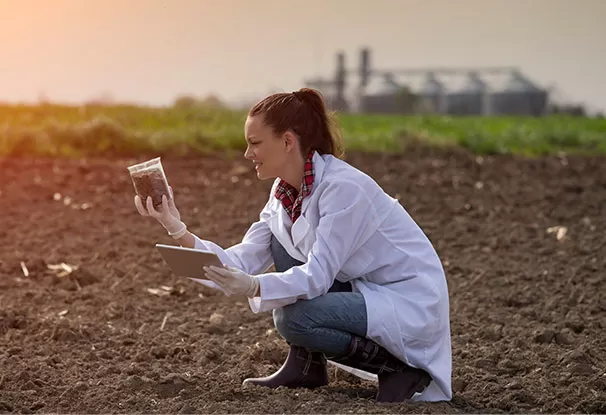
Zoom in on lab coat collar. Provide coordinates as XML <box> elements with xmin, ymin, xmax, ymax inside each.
<box><xmin>301</xmin><ymin>151</ymin><xmax>326</xmax><ymax>214</ymax></box>
<box><xmin>265</xmin><ymin>151</ymin><xmax>328</xmax><ymax>263</ymax></box>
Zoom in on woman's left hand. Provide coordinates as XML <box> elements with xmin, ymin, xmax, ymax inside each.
<box><xmin>203</xmin><ymin>265</ymin><xmax>259</xmax><ymax>298</ymax></box>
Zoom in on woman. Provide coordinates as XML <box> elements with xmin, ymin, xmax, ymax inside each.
<box><xmin>134</xmin><ymin>88</ymin><xmax>452</xmax><ymax>403</ymax></box>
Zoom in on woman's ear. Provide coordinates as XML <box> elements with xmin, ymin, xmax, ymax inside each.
<box><xmin>283</xmin><ymin>131</ymin><xmax>297</xmax><ymax>152</ymax></box>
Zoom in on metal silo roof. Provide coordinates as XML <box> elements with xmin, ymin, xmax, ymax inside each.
<box><xmin>364</xmin><ymin>73</ymin><xmax>403</xmax><ymax>95</ymax></box>
<box><xmin>420</xmin><ymin>72</ymin><xmax>445</xmax><ymax>95</ymax></box>
<box><xmin>503</xmin><ymin>70</ymin><xmax>540</xmax><ymax>92</ymax></box>
<box><xmin>459</xmin><ymin>71</ymin><xmax>487</xmax><ymax>93</ymax></box>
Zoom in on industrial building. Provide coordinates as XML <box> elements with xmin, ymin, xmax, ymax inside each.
<box><xmin>304</xmin><ymin>48</ymin><xmax>550</xmax><ymax>116</ymax></box>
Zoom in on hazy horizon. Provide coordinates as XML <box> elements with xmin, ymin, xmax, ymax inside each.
<box><xmin>1</xmin><ymin>0</ymin><xmax>605</xmax><ymax>113</ymax></box>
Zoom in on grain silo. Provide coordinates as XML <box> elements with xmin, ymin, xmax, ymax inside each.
<box><xmin>419</xmin><ymin>72</ymin><xmax>447</xmax><ymax>113</ymax></box>
<box><xmin>446</xmin><ymin>71</ymin><xmax>491</xmax><ymax>115</ymax></box>
<box><xmin>359</xmin><ymin>73</ymin><xmax>415</xmax><ymax>114</ymax></box>
<box><xmin>491</xmin><ymin>71</ymin><xmax>548</xmax><ymax>115</ymax></box>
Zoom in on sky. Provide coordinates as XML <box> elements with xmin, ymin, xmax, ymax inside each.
<box><xmin>0</xmin><ymin>0</ymin><xmax>605</xmax><ymax>113</ymax></box>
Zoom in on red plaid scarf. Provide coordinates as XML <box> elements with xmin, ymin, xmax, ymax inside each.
<box><xmin>275</xmin><ymin>150</ymin><xmax>315</xmax><ymax>223</ymax></box>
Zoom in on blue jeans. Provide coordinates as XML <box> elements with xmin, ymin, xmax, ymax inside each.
<box><xmin>270</xmin><ymin>235</ymin><xmax>368</xmax><ymax>358</ymax></box>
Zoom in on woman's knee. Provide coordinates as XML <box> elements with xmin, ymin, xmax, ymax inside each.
<box><xmin>273</xmin><ymin>301</ymin><xmax>313</xmax><ymax>342</ymax></box>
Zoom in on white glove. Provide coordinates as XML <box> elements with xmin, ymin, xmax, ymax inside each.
<box><xmin>203</xmin><ymin>265</ymin><xmax>259</xmax><ymax>298</ymax></box>
<box><xmin>134</xmin><ymin>186</ymin><xmax>188</xmax><ymax>239</ymax></box>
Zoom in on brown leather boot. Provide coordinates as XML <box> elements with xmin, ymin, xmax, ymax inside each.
<box><xmin>242</xmin><ymin>344</ymin><xmax>329</xmax><ymax>389</ymax></box>
<box><xmin>332</xmin><ymin>335</ymin><xmax>432</xmax><ymax>403</ymax></box>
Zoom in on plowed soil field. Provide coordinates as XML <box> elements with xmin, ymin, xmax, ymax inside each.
<box><xmin>1</xmin><ymin>145</ymin><xmax>605</xmax><ymax>413</ymax></box>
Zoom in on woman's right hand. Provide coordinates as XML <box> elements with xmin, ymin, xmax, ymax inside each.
<box><xmin>134</xmin><ymin>186</ymin><xmax>187</xmax><ymax>238</ymax></box>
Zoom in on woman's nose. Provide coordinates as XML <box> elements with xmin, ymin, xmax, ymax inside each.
<box><xmin>244</xmin><ymin>146</ymin><xmax>253</xmax><ymax>159</ymax></box>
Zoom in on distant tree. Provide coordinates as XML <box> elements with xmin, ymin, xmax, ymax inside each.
<box><xmin>173</xmin><ymin>95</ymin><xmax>198</xmax><ymax>109</ymax></box>
<box><xmin>173</xmin><ymin>94</ymin><xmax>226</xmax><ymax>109</ymax></box>
<box><xmin>198</xmin><ymin>94</ymin><xmax>226</xmax><ymax>109</ymax></box>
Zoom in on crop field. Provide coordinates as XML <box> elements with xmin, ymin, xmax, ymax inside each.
<box><xmin>1</xmin><ymin>104</ymin><xmax>605</xmax><ymax>157</ymax></box>
<box><xmin>0</xmin><ymin>104</ymin><xmax>605</xmax><ymax>413</ymax></box>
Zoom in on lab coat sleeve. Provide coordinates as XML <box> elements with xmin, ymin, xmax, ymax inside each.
<box><xmin>192</xmin><ymin>200</ymin><xmax>274</xmax><ymax>276</ymax></box>
<box><xmin>248</xmin><ymin>181</ymin><xmax>378</xmax><ymax>313</ymax></box>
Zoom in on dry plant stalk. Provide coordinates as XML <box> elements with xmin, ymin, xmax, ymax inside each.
<box><xmin>160</xmin><ymin>312</ymin><xmax>172</xmax><ymax>331</ymax></box>
<box><xmin>47</xmin><ymin>262</ymin><xmax>78</xmax><ymax>278</ymax></box>
<box><xmin>20</xmin><ymin>261</ymin><xmax>29</xmax><ymax>277</ymax></box>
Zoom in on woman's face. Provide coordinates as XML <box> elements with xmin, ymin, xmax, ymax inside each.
<box><xmin>244</xmin><ymin>115</ymin><xmax>291</xmax><ymax>180</ymax></box>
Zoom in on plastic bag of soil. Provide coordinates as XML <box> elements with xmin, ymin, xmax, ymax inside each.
<box><xmin>128</xmin><ymin>157</ymin><xmax>171</xmax><ymax>208</ymax></box>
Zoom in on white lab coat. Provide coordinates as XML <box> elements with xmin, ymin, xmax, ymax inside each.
<box><xmin>193</xmin><ymin>151</ymin><xmax>452</xmax><ymax>402</ymax></box>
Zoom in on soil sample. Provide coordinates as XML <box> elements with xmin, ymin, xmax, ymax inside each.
<box><xmin>128</xmin><ymin>157</ymin><xmax>171</xmax><ymax>208</ymax></box>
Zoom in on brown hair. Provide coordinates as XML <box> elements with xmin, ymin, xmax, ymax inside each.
<box><xmin>248</xmin><ymin>88</ymin><xmax>345</xmax><ymax>158</ymax></box>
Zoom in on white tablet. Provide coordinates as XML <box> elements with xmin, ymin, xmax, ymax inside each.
<box><xmin>155</xmin><ymin>243</ymin><xmax>223</xmax><ymax>278</ymax></box>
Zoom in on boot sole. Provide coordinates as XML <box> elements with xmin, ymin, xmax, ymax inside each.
<box><xmin>242</xmin><ymin>378</ymin><xmax>328</xmax><ymax>389</ymax></box>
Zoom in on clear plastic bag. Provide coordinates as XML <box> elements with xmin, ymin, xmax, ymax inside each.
<box><xmin>127</xmin><ymin>157</ymin><xmax>171</xmax><ymax>208</ymax></box>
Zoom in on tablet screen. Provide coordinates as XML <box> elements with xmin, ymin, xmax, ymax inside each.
<box><xmin>155</xmin><ymin>244</ymin><xmax>223</xmax><ymax>277</ymax></box>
